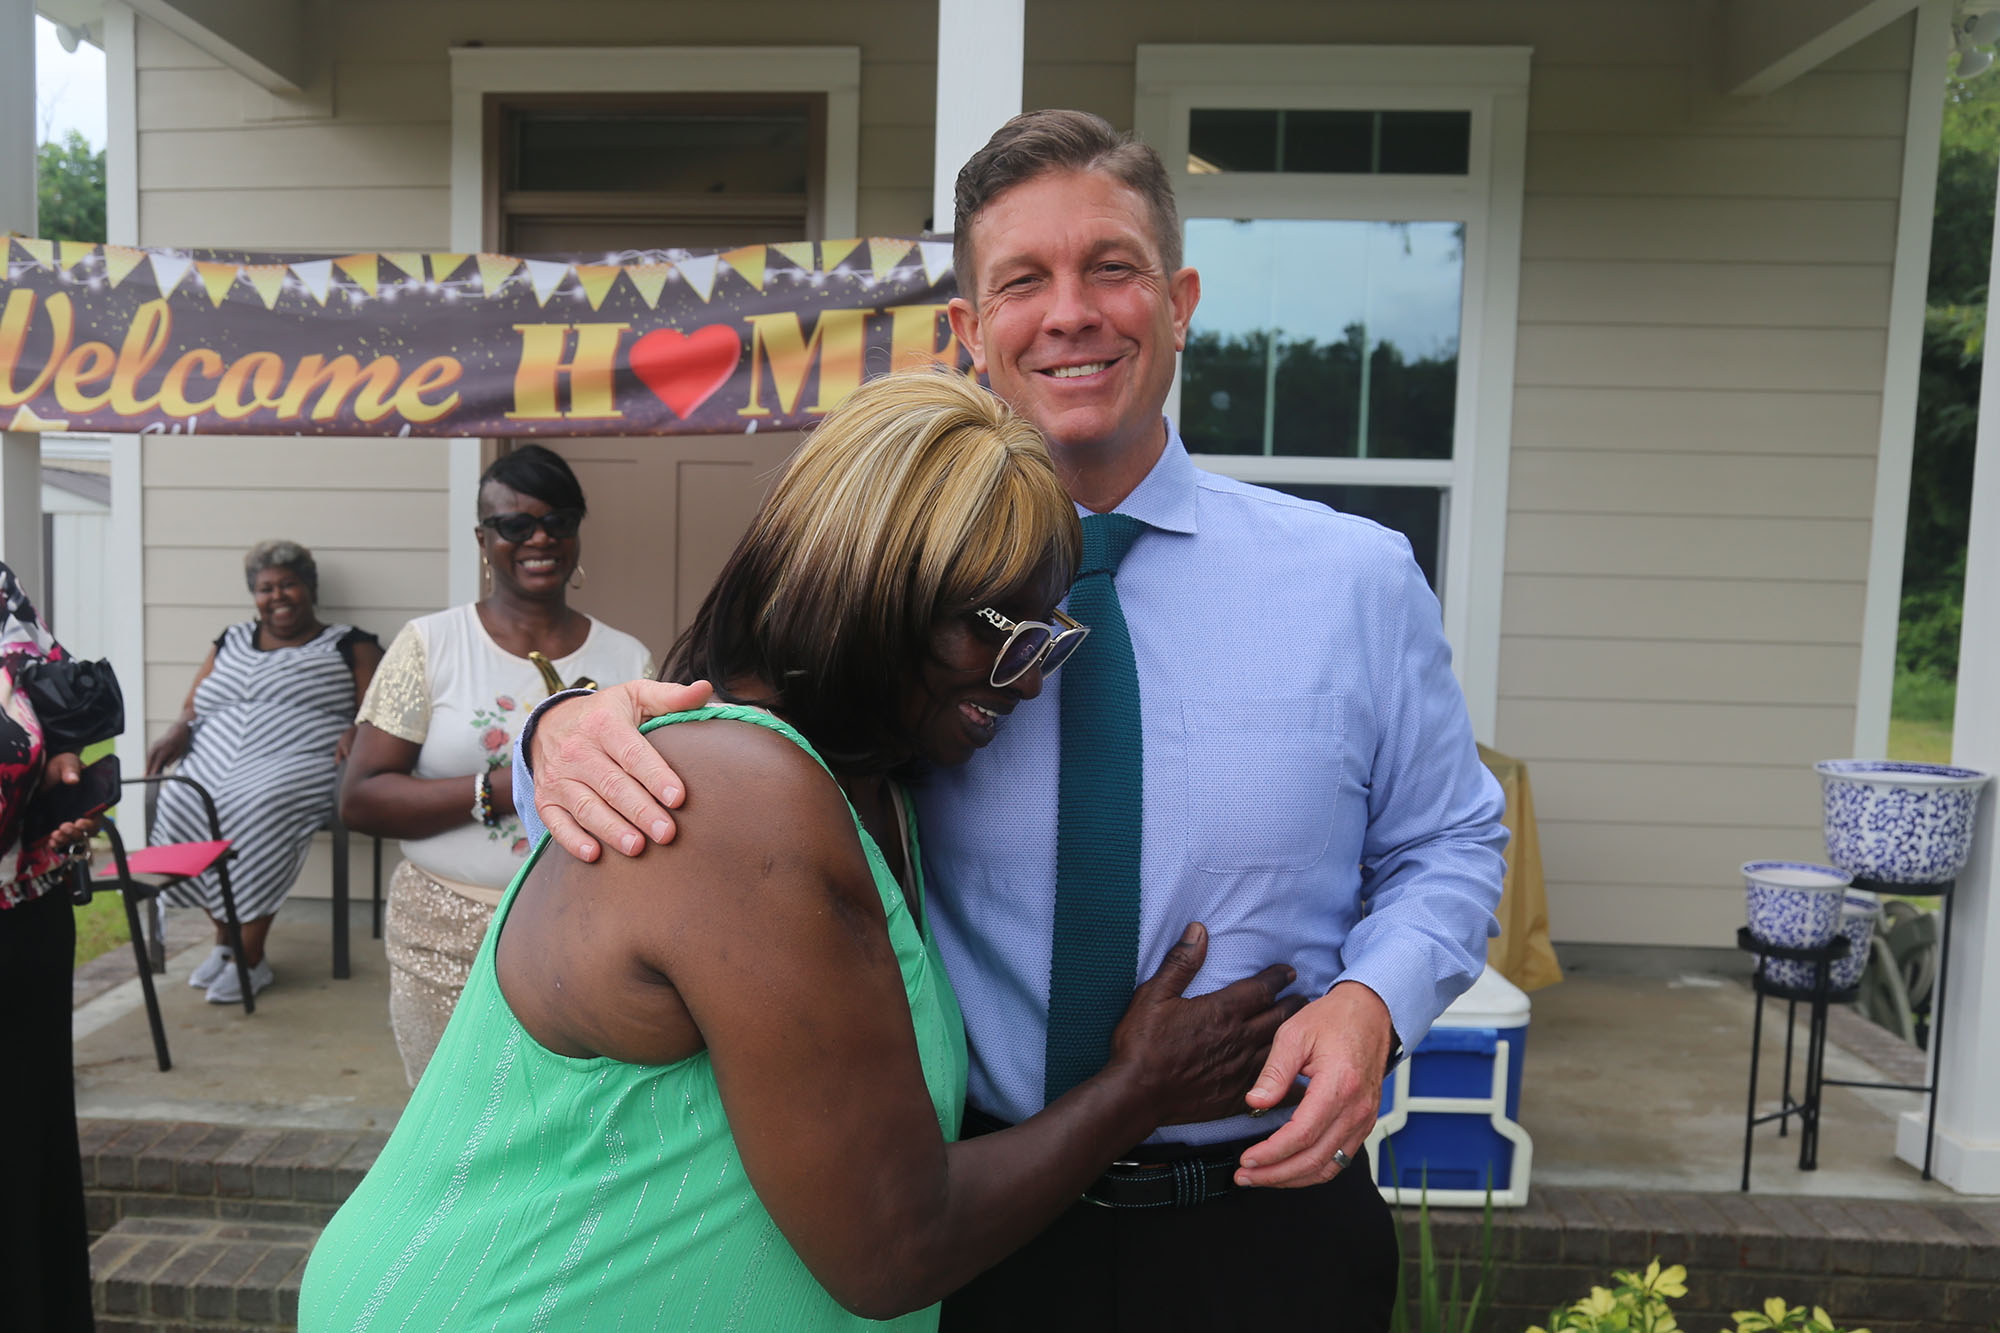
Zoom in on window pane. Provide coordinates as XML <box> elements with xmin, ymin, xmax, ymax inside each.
<box><xmin>1188</xmin><ymin>109</ymin><xmax>1278</xmax><ymax>173</ymax></box>
<box><xmin>1379</xmin><ymin>111</ymin><xmax>1471</xmax><ymax>174</ymax></box>
<box><xmin>511</xmin><ymin>110</ymin><xmax>811</xmax><ymax>194</ymax></box>
<box><xmin>1180</xmin><ymin>219</ymin><xmax>1463</xmax><ymax>459</ymax></box>
<box><xmin>1188</xmin><ymin>109</ymin><xmax>1468</xmax><ymax>176</ymax></box>
<box><xmin>1280</xmin><ymin>110</ymin><xmax>1373</xmax><ymax>173</ymax></box>
<box><xmin>1266</xmin><ymin>484</ymin><xmax>1446</xmax><ymax>596</ymax></box>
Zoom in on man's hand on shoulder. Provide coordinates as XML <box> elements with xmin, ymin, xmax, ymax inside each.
<box><xmin>1233</xmin><ymin>979</ymin><xmax>1395</xmax><ymax>1189</ymax></box>
<box><xmin>532</xmin><ymin>679</ymin><xmax>714</xmax><ymax>862</ymax></box>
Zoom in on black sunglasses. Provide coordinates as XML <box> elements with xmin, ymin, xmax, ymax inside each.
<box><xmin>478</xmin><ymin>508</ymin><xmax>584</xmax><ymax>543</ymax></box>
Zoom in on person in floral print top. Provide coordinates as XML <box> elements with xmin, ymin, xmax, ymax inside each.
<box><xmin>342</xmin><ymin>446</ymin><xmax>653</xmax><ymax>1083</ymax></box>
<box><xmin>0</xmin><ymin>562</ymin><xmax>112</xmax><ymax>1331</ymax></box>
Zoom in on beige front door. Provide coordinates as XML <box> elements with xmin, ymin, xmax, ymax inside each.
<box><xmin>495</xmin><ymin>96</ymin><xmax>825</xmax><ymax>669</ymax></box>
<box><xmin>554</xmin><ymin>432</ymin><xmax>799</xmax><ymax>669</ymax></box>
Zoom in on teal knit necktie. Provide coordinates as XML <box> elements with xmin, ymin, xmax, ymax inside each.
<box><xmin>1045</xmin><ymin>512</ymin><xmax>1146</xmax><ymax>1103</ymax></box>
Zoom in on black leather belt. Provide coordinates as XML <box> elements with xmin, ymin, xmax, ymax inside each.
<box><xmin>961</xmin><ymin>1108</ymin><xmax>1253</xmax><ymax>1211</ymax></box>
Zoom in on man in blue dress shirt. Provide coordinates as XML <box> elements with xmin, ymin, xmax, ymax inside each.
<box><xmin>512</xmin><ymin>110</ymin><xmax>1506</xmax><ymax>1330</ymax></box>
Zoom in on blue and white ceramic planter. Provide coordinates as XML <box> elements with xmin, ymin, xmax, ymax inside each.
<box><xmin>1816</xmin><ymin>760</ymin><xmax>1993</xmax><ymax>885</ymax></box>
<box><xmin>1765</xmin><ymin>889</ymin><xmax>1879</xmax><ymax>992</ymax></box>
<box><xmin>1742</xmin><ymin>860</ymin><xmax>1848</xmax><ymax>954</ymax></box>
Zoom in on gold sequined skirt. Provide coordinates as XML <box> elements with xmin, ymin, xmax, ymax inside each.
<box><xmin>384</xmin><ymin>859</ymin><xmax>497</xmax><ymax>1087</ymax></box>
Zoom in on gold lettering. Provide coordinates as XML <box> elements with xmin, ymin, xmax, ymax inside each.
<box><xmin>737</xmin><ymin>308</ymin><xmax>869</xmax><ymax>418</ymax></box>
<box><xmin>273</xmin><ymin>355</ymin><xmax>400</xmax><ymax>423</ymax></box>
<box><xmin>214</xmin><ymin>352</ymin><xmax>287</xmax><ymax>421</ymax></box>
<box><xmin>157</xmin><ymin>349</ymin><xmax>224</xmax><ymax>418</ymax></box>
<box><xmin>109</xmin><ymin>300</ymin><xmax>172</xmax><ymax>416</ymax></box>
<box><xmin>0</xmin><ymin>291</ymin><xmax>72</xmax><ymax>409</ymax></box>
<box><xmin>392</xmin><ymin>356</ymin><xmax>463</xmax><ymax>424</ymax></box>
<box><xmin>505</xmin><ymin>323</ymin><xmax>629</xmax><ymax>420</ymax></box>
<box><xmin>52</xmin><ymin>342</ymin><xmax>117</xmax><ymax>414</ymax></box>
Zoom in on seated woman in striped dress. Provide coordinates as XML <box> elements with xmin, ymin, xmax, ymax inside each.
<box><xmin>147</xmin><ymin>540</ymin><xmax>382</xmax><ymax>1004</ymax></box>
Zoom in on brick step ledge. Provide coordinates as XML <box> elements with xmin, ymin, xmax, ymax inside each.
<box><xmin>81</xmin><ymin>1117</ymin><xmax>386</xmax><ymax>1237</ymax></box>
<box><xmin>91</xmin><ymin>1215</ymin><xmax>315</xmax><ymax>1332</ymax></box>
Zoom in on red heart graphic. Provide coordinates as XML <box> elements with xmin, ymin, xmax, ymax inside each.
<box><xmin>628</xmin><ymin>325</ymin><xmax>742</xmax><ymax>418</ymax></box>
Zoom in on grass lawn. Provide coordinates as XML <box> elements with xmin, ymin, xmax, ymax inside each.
<box><xmin>1886</xmin><ymin>715</ymin><xmax>1953</xmax><ymax>765</ymax></box>
<box><xmin>74</xmin><ymin>888</ymin><xmax>131</xmax><ymax>968</ymax></box>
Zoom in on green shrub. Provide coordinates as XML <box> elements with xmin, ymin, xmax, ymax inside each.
<box><xmin>1891</xmin><ymin>664</ymin><xmax>1957</xmax><ymax>726</ymax></box>
<box><xmin>1524</xmin><ymin>1262</ymin><xmax>1870</xmax><ymax>1333</ymax></box>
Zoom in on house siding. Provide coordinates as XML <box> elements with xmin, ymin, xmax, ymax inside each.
<box><xmin>126</xmin><ymin>2</ymin><xmax>1914</xmax><ymax>939</ymax></box>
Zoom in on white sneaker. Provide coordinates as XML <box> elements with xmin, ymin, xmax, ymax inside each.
<box><xmin>205</xmin><ymin>958</ymin><xmax>274</xmax><ymax>1005</ymax></box>
<box><xmin>188</xmin><ymin>945</ymin><xmax>233</xmax><ymax>989</ymax></box>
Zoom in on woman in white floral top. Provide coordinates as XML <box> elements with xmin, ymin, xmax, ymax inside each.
<box><xmin>342</xmin><ymin>446</ymin><xmax>651</xmax><ymax>1084</ymax></box>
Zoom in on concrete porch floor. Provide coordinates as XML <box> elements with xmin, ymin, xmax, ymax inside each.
<box><xmin>69</xmin><ymin>900</ymin><xmax>1996</xmax><ymax>1204</ymax></box>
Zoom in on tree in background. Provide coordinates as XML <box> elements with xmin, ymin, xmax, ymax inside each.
<box><xmin>1897</xmin><ymin>68</ymin><xmax>1996</xmax><ymax>719</ymax></box>
<box><xmin>36</xmin><ymin>129</ymin><xmax>105</xmax><ymax>244</ymax></box>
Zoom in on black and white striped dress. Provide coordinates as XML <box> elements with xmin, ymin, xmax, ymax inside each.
<box><xmin>156</xmin><ymin>621</ymin><xmax>374</xmax><ymax>921</ymax></box>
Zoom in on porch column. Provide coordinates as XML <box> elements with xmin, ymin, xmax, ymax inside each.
<box><xmin>1896</xmin><ymin>154</ymin><xmax>2000</xmax><ymax>1192</ymax></box>
<box><xmin>0</xmin><ymin>0</ymin><xmax>41</xmax><ymax>601</ymax></box>
<box><xmin>931</xmin><ymin>0</ymin><xmax>1024</xmax><ymax>234</ymax></box>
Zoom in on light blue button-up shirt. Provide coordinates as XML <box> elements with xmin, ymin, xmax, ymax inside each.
<box><xmin>916</xmin><ymin>425</ymin><xmax>1506</xmax><ymax>1145</ymax></box>
<box><xmin>516</xmin><ymin>421</ymin><xmax>1506</xmax><ymax>1147</ymax></box>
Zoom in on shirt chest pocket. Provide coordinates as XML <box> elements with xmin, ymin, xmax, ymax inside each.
<box><xmin>1180</xmin><ymin>696</ymin><xmax>1346</xmax><ymax>874</ymax></box>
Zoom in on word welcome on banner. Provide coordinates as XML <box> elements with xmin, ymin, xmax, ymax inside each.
<box><xmin>0</xmin><ymin>236</ymin><xmax>966</xmax><ymax>438</ymax></box>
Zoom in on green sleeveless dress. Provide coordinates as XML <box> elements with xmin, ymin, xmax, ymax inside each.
<box><xmin>300</xmin><ymin>705</ymin><xmax>968</xmax><ymax>1331</ymax></box>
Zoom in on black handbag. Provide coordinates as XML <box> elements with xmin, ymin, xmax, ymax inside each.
<box><xmin>18</xmin><ymin>657</ymin><xmax>125</xmax><ymax>753</ymax></box>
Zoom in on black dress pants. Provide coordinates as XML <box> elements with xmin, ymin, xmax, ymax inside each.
<box><xmin>941</xmin><ymin>1143</ymin><xmax>1398</xmax><ymax>1333</ymax></box>
<box><xmin>0</xmin><ymin>887</ymin><xmax>95</xmax><ymax>1332</ymax></box>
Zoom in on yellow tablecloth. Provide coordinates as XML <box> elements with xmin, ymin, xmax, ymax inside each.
<box><xmin>1478</xmin><ymin>745</ymin><xmax>1563</xmax><ymax>992</ymax></box>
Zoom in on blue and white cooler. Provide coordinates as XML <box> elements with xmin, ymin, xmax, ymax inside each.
<box><xmin>1363</xmin><ymin>965</ymin><xmax>1533</xmax><ymax>1207</ymax></box>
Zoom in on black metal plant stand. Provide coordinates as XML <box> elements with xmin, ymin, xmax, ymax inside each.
<box><xmin>1738</xmin><ymin>875</ymin><xmax>1956</xmax><ymax>1190</ymax></box>
<box><xmin>1818</xmin><ymin>875</ymin><xmax>1956</xmax><ymax>1182</ymax></box>
<box><xmin>1739</xmin><ymin>928</ymin><xmax>1854</xmax><ymax>1189</ymax></box>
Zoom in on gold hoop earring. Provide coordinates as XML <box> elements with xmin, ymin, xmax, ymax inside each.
<box><xmin>570</xmin><ymin>564</ymin><xmax>587</xmax><ymax>591</ymax></box>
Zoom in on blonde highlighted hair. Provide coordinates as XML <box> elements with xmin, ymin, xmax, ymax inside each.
<box><xmin>669</xmin><ymin>368</ymin><xmax>1081</xmax><ymax>771</ymax></box>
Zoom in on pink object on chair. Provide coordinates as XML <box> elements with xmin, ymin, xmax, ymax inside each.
<box><xmin>95</xmin><ymin>839</ymin><xmax>231</xmax><ymax>879</ymax></box>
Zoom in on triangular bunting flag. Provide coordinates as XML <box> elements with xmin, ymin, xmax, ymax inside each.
<box><xmin>290</xmin><ymin>259</ymin><xmax>335</xmax><ymax>305</ymax></box>
<box><xmin>819</xmin><ymin>238</ymin><xmax>862</xmax><ymax>272</ymax></box>
<box><xmin>574</xmin><ymin>264</ymin><xmax>621</xmax><ymax>311</ymax></box>
<box><xmin>6</xmin><ymin>405</ymin><xmax>68</xmax><ymax>432</ymax></box>
<box><xmin>149</xmin><ymin>252</ymin><xmax>193</xmax><ymax>297</ymax></box>
<box><xmin>625</xmin><ymin>263</ymin><xmax>672</xmax><ymax>308</ymax></box>
<box><xmin>475</xmin><ymin>254</ymin><xmax>519</xmax><ymax>296</ymax></box>
<box><xmin>381</xmin><ymin>251</ymin><xmax>426</xmax><ymax>283</ymax></box>
<box><xmin>195</xmin><ymin>260</ymin><xmax>240</xmax><ymax>307</ymax></box>
<box><xmin>429</xmin><ymin>252</ymin><xmax>469</xmax><ymax>281</ymax></box>
<box><xmin>102</xmin><ymin>245</ymin><xmax>146</xmax><ymax>289</ymax></box>
<box><xmin>19</xmin><ymin>238</ymin><xmax>54</xmax><ymax>268</ymax></box>
<box><xmin>721</xmin><ymin>246</ymin><xmax>767</xmax><ymax>291</ymax></box>
<box><xmin>868</xmin><ymin>237</ymin><xmax>914</xmax><ymax>282</ymax></box>
<box><xmin>59</xmin><ymin>241</ymin><xmax>97</xmax><ymax>270</ymax></box>
<box><xmin>522</xmin><ymin>259</ymin><xmax>570</xmax><ymax>306</ymax></box>
<box><xmin>773</xmin><ymin>241</ymin><xmax>816</xmax><ymax>273</ymax></box>
<box><xmin>918</xmin><ymin>240</ymin><xmax>955</xmax><ymax>285</ymax></box>
<box><xmin>677</xmin><ymin>253</ymin><xmax>719</xmax><ymax>303</ymax></box>
<box><xmin>244</xmin><ymin>264</ymin><xmax>288</xmax><ymax>309</ymax></box>
<box><xmin>335</xmin><ymin>254</ymin><xmax>379</xmax><ymax>297</ymax></box>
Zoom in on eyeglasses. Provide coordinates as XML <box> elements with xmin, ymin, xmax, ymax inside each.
<box><xmin>478</xmin><ymin>508</ymin><xmax>584</xmax><ymax>543</ymax></box>
<box><xmin>974</xmin><ymin>606</ymin><xmax>1090</xmax><ymax>688</ymax></box>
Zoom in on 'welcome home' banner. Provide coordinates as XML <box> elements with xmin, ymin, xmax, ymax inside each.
<box><xmin>0</xmin><ymin>236</ymin><xmax>965</xmax><ymax>437</ymax></box>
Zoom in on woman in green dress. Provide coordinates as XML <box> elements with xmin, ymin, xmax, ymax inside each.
<box><xmin>299</xmin><ymin>370</ymin><xmax>1299</xmax><ymax>1330</ymax></box>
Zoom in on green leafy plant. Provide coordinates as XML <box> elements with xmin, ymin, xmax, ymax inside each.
<box><xmin>1728</xmin><ymin>1298</ymin><xmax>1869</xmax><ymax>1333</ymax></box>
<box><xmin>1525</xmin><ymin>1263</ymin><xmax>1871</xmax><ymax>1333</ymax></box>
<box><xmin>1525</xmin><ymin>1259</ymin><xmax>1685</xmax><ymax>1333</ymax></box>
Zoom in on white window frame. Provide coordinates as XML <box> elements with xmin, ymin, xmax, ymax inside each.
<box><xmin>1136</xmin><ymin>45</ymin><xmax>1529</xmax><ymax>744</ymax></box>
<box><xmin>443</xmin><ymin>45</ymin><xmax>861</xmax><ymax>606</ymax></box>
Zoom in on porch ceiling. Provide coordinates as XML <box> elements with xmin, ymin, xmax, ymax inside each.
<box><xmin>1719</xmin><ymin>0</ymin><xmax>1925</xmax><ymax>94</ymax></box>
<box><xmin>34</xmin><ymin>0</ymin><xmax>308</xmax><ymax>92</ymax></box>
